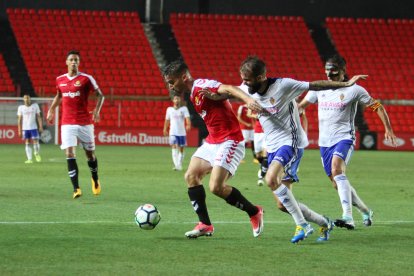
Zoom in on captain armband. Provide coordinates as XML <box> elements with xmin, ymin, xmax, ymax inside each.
<box><xmin>368</xmin><ymin>100</ymin><xmax>382</xmax><ymax>112</ymax></box>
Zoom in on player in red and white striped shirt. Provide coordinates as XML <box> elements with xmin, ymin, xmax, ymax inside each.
<box><xmin>163</xmin><ymin>60</ymin><xmax>264</xmax><ymax>238</ymax></box>
<box><xmin>47</xmin><ymin>50</ymin><xmax>105</xmax><ymax>199</ymax></box>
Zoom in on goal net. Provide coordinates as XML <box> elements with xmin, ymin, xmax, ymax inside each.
<box><xmin>0</xmin><ymin>96</ymin><xmax>59</xmax><ymax>144</ymax></box>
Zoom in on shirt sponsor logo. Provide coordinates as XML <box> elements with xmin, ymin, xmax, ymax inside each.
<box><xmin>62</xmin><ymin>91</ymin><xmax>81</xmax><ymax>98</ymax></box>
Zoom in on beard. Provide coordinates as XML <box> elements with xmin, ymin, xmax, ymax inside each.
<box><xmin>247</xmin><ymin>82</ymin><xmax>262</xmax><ymax>94</ymax></box>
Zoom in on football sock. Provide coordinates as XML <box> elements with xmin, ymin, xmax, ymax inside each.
<box><xmin>67</xmin><ymin>158</ymin><xmax>79</xmax><ymax>190</ymax></box>
<box><xmin>25</xmin><ymin>144</ymin><xmax>32</xmax><ymax>160</ymax></box>
<box><xmin>188</xmin><ymin>185</ymin><xmax>211</xmax><ymax>225</ymax></box>
<box><xmin>87</xmin><ymin>158</ymin><xmax>99</xmax><ymax>182</ymax></box>
<box><xmin>334</xmin><ymin>174</ymin><xmax>353</xmax><ymax>219</ymax></box>
<box><xmin>260</xmin><ymin>156</ymin><xmax>268</xmax><ymax>178</ymax></box>
<box><xmin>298</xmin><ymin>202</ymin><xmax>328</xmax><ymax>227</ymax></box>
<box><xmin>274</xmin><ymin>184</ymin><xmax>306</xmax><ymax>225</ymax></box>
<box><xmin>33</xmin><ymin>143</ymin><xmax>40</xmax><ymax>155</ymax></box>
<box><xmin>351</xmin><ymin>186</ymin><xmax>369</xmax><ymax>213</ymax></box>
<box><xmin>225</xmin><ymin>187</ymin><xmax>258</xmax><ymax>217</ymax></box>
<box><xmin>172</xmin><ymin>148</ymin><xmax>178</xmax><ymax>168</ymax></box>
<box><xmin>178</xmin><ymin>152</ymin><xmax>184</xmax><ymax>167</ymax></box>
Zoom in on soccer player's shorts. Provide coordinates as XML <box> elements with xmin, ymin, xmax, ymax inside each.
<box><xmin>254</xmin><ymin>132</ymin><xmax>266</xmax><ymax>154</ymax></box>
<box><xmin>320</xmin><ymin>139</ymin><xmax>354</xmax><ymax>176</ymax></box>
<box><xmin>241</xmin><ymin>129</ymin><xmax>254</xmax><ymax>142</ymax></box>
<box><xmin>192</xmin><ymin>140</ymin><xmax>245</xmax><ymax>176</ymax></box>
<box><xmin>267</xmin><ymin>145</ymin><xmax>304</xmax><ymax>182</ymax></box>
<box><xmin>23</xmin><ymin>129</ymin><xmax>39</xmax><ymax>140</ymax></box>
<box><xmin>169</xmin><ymin>135</ymin><xmax>187</xmax><ymax>147</ymax></box>
<box><xmin>61</xmin><ymin>124</ymin><xmax>95</xmax><ymax>151</ymax></box>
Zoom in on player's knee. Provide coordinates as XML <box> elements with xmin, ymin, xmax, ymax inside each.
<box><xmin>209</xmin><ymin>185</ymin><xmax>223</xmax><ymax>196</ymax></box>
<box><xmin>331</xmin><ymin>168</ymin><xmax>343</xmax><ymax>177</ymax></box>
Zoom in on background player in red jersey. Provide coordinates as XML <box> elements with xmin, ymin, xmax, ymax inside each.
<box><xmin>236</xmin><ymin>103</ymin><xmax>255</xmax><ymax>162</ymax></box>
<box><xmin>47</xmin><ymin>50</ymin><xmax>105</xmax><ymax>199</ymax></box>
<box><xmin>163</xmin><ymin>60</ymin><xmax>264</xmax><ymax>238</ymax></box>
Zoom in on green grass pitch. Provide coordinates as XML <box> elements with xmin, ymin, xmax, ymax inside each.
<box><xmin>0</xmin><ymin>144</ymin><xmax>413</xmax><ymax>275</ymax></box>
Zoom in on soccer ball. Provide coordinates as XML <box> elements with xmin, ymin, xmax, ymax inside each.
<box><xmin>134</xmin><ymin>204</ymin><xmax>161</xmax><ymax>230</ymax></box>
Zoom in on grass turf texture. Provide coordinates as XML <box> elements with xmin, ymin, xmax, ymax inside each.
<box><xmin>0</xmin><ymin>144</ymin><xmax>413</xmax><ymax>275</ymax></box>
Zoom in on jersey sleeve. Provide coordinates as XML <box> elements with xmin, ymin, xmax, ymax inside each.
<box><xmin>165</xmin><ymin>107</ymin><xmax>171</xmax><ymax>120</ymax></box>
<box><xmin>281</xmin><ymin>78</ymin><xmax>310</xmax><ymax>100</ymax></box>
<box><xmin>34</xmin><ymin>103</ymin><xmax>41</xmax><ymax>114</ymax></box>
<box><xmin>85</xmin><ymin>74</ymin><xmax>99</xmax><ymax>91</ymax></box>
<box><xmin>183</xmin><ymin>106</ymin><xmax>190</xmax><ymax>118</ymax></box>
<box><xmin>354</xmin><ymin>85</ymin><xmax>373</xmax><ymax>105</ymax></box>
<box><xmin>304</xmin><ymin>90</ymin><xmax>318</xmax><ymax>103</ymax></box>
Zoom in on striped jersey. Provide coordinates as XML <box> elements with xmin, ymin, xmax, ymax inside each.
<box><xmin>245</xmin><ymin>78</ymin><xmax>309</xmax><ymax>153</ymax></box>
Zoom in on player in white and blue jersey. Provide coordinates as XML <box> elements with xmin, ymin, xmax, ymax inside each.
<box><xmin>163</xmin><ymin>94</ymin><xmax>191</xmax><ymax>171</ymax></box>
<box><xmin>17</xmin><ymin>95</ymin><xmax>43</xmax><ymax>164</ymax></box>
<box><xmin>300</xmin><ymin>55</ymin><xmax>397</xmax><ymax>229</ymax></box>
<box><xmin>239</xmin><ymin>56</ymin><xmax>368</xmax><ymax>243</ymax></box>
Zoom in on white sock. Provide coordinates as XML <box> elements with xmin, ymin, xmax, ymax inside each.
<box><xmin>351</xmin><ymin>186</ymin><xmax>369</xmax><ymax>213</ymax></box>
<box><xmin>334</xmin><ymin>174</ymin><xmax>353</xmax><ymax>219</ymax></box>
<box><xmin>172</xmin><ymin>148</ymin><xmax>179</xmax><ymax>168</ymax></box>
<box><xmin>178</xmin><ymin>152</ymin><xmax>184</xmax><ymax>167</ymax></box>
<box><xmin>33</xmin><ymin>143</ymin><xmax>40</xmax><ymax>155</ymax></box>
<box><xmin>274</xmin><ymin>185</ymin><xmax>306</xmax><ymax>225</ymax></box>
<box><xmin>25</xmin><ymin>144</ymin><xmax>32</xmax><ymax>160</ymax></box>
<box><xmin>299</xmin><ymin>202</ymin><xmax>328</xmax><ymax>227</ymax></box>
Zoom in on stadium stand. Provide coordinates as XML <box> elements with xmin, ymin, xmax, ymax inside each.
<box><xmin>7</xmin><ymin>8</ymin><xmax>165</xmax><ymax>97</ymax></box>
<box><xmin>326</xmin><ymin>17</ymin><xmax>414</xmax><ymax>133</ymax></box>
<box><xmin>170</xmin><ymin>13</ymin><xmax>326</xmax><ymax>84</ymax></box>
<box><xmin>0</xmin><ymin>53</ymin><xmax>15</xmax><ymax>93</ymax></box>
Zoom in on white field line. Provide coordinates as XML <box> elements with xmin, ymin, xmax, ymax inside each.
<box><xmin>0</xmin><ymin>220</ymin><xmax>413</xmax><ymax>225</ymax></box>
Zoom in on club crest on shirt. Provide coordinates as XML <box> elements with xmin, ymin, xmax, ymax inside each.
<box><xmin>269</xmin><ymin>97</ymin><xmax>276</xmax><ymax>105</ymax></box>
<box><xmin>74</xmin><ymin>80</ymin><xmax>82</xmax><ymax>87</ymax></box>
<box><xmin>340</xmin><ymin>94</ymin><xmax>345</xmax><ymax>101</ymax></box>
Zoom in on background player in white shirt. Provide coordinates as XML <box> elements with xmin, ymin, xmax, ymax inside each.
<box><xmin>163</xmin><ymin>60</ymin><xmax>264</xmax><ymax>239</ymax></box>
<box><xmin>299</xmin><ymin>55</ymin><xmax>397</xmax><ymax>229</ymax></box>
<box><xmin>163</xmin><ymin>94</ymin><xmax>191</xmax><ymax>171</ymax></box>
<box><xmin>239</xmin><ymin>56</ymin><xmax>367</xmax><ymax>243</ymax></box>
<box><xmin>17</xmin><ymin>95</ymin><xmax>43</xmax><ymax>163</ymax></box>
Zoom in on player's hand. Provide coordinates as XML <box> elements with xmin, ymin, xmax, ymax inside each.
<box><xmin>163</xmin><ymin>130</ymin><xmax>168</xmax><ymax>136</ymax></box>
<box><xmin>246</xmin><ymin>99</ymin><xmax>263</xmax><ymax>113</ymax></box>
<box><xmin>346</xmin><ymin>75</ymin><xmax>368</xmax><ymax>86</ymax></box>
<box><xmin>46</xmin><ymin>111</ymin><xmax>54</xmax><ymax>124</ymax></box>
<box><xmin>92</xmin><ymin>111</ymin><xmax>100</xmax><ymax>123</ymax></box>
<box><xmin>385</xmin><ymin>130</ymin><xmax>398</xmax><ymax>147</ymax></box>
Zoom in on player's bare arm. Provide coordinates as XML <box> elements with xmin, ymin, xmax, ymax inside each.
<box><xmin>46</xmin><ymin>92</ymin><xmax>62</xmax><ymax>124</ymax></box>
<box><xmin>17</xmin><ymin>115</ymin><xmax>22</xmax><ymax>137</ymax></box>
<box><xmin>309</xmin><ymin>75</ymin><xmax>368</xmax><ymax>91</ymax></box>
<box><xmin>92</xmin><ymin>88</ymin><xmax>105</xmax><ymax>123</ymax></box>
<box><xmin>185</xmin><ymin>117</ymin><xmax>191</xmax><ymax>132</ymax></box>
<box><xmin>163</xmin><ymin>119</ymin><xmax>170</xmax><ymax>136</ymax></box>
<box><xmin>367</xmin><ymin>99</ymin><xmax>397</xmax><ymax>147</ymax></box>
<box><xmin>298</xmin><ymin>99</ymin><xmax>312</xmax><ymax>110</ymax></box>
<box><xmin>219</xmin><ymin>84</ymin><xmax>263</xmax><ymax>113</ymax></box>
<box><xmin>36</xmin><ymin>113</ymin><xmax>43</xmax><ymax>133</ymax></box>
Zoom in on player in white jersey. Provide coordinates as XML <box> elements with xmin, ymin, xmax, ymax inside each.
<box><xmin>300</xmin><ymin>55</ymin><xmax>397</xmax><ymax>229</ymax></box>
<box><xmin>163</xmin><ymin>94</ymin><xmax>191</xmax><ymax>171</ymax></box>
<box><xmin>17</xmin><ymin>95</ymin><xmax>43</xmax><ymax>163</ymax></box>
<box><xmin>239</xmin><ymin>56</ymin><xmax>367</xmax><ymax>243</ymax></box>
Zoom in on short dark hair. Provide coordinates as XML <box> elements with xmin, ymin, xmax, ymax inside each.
<box><xmin>163</xmin><ymin>59</ymin><xmax>188</xmax><ymax>77</ymax></box>
<box><xmin>67</xmin><ymin>50</ymin><xmax>80</xmax><ymax>58</ymax></box>
<box><xmin>240</xmin><ymin>56</ymin><xmax>266</xmax><ymax>77</ymax></box>
<box><xmin>326</xmin><ymin>55</ymin><xmax>346</xmax><ymax>69</ymax></box>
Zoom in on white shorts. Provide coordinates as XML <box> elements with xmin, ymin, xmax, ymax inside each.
<box><xmin>254</xmin><ymin>132</ymin><xmax>266</xmax><ymax>154</ymax></box>
<box><xmin>192</xmin><ymin>140</ymin><xmax>245</xmax><ymax>176</ymax></box>
<box><xmin>241</xmin><ymin>129</ymin><xmax>254</xmax><ymax>142</ymax></box>
<box><xmin>61</xmin><ymin>124</ymin><xmax>95</xmax><ymax>151</ymax></box>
